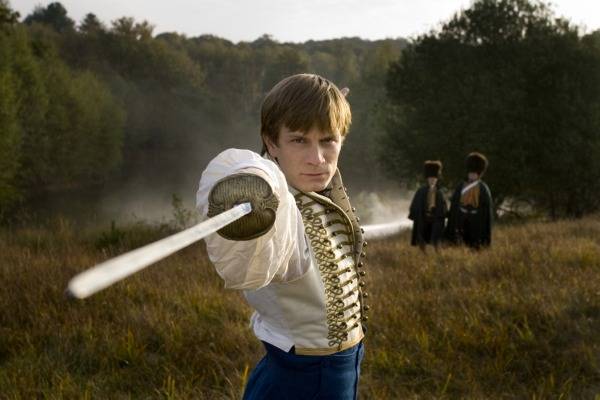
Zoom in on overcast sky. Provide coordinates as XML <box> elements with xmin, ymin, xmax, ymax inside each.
<box><xmin>11</xmin><ymin>0</ymin><xmax>600</xmax><ymax>43</ymax></box>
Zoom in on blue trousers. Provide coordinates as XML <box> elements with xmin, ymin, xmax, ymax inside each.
<box><xmin>243</xmin><ymin>341</ymin><xmax>364</xmax><ymax>400</ymax></box>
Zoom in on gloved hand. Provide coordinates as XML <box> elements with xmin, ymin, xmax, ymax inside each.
<box><xmin>207</xmin><ymin>173</ymin><xmax>279</xmax><ymax>240</ymax></box>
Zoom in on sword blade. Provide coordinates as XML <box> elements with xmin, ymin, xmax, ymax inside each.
<box><xmin>67</xmin><ymin>202</ymin><xmax>252</xmax><ymax>299</ymax></box>
<box><xmin>362</xmin><ymin>219</ymin><xmax>411</xmax><ymax>239</ymax></box>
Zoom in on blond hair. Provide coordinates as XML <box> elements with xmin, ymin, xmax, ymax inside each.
<box><xmin>260</xmin><ymin>74</ymin><xmax>351</xmax><ymax>153</ymax></box>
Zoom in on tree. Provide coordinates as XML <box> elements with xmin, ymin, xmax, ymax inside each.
<box><xmin>0</xmin><ymin>0</ymin><xmax>19</xmax><ymax>30</ymax></box>
<box><xmin>262</xmin><ymin>46</ymin><xmax>309</xmax><ymax>90</ymax></box>
<box><xmin>0</xmin><ymin>19</ymin><xmax>51</xmax><ymax>213</ymax></box>
<box><xmin>79</xmin><ymin>13</ymin><xmax>105</xmax><ymax>35</ymax></box>
<box><xmin>1</xmin><ymin>0</ymin><xmax>413</xmax><ymax>218</ymax></box>
<box><xmin>383</xmin><ymin>0</ymin><xmax>600</xmax><ymax>217</ymax></box>
<box><xmin>111</xmin><ymin>17</ymin><xmax>154</xmax><ymax>41</ymax></box>
<box><xmin>0</xmin><ymin>62</ymin><xmax>21</xmax><ymax>212</ymax></box>
<box><xmin>24</xmin><ymin>2</ymin><xmax>74</xmax><ymax>33</ymax></box>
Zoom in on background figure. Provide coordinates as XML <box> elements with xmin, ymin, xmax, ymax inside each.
<box><xmin>446</xmin><ymin>152</ymin><xmax>493</xmax><ymax>249</ymax></box>
<box><xmin>408</xmin><ymin>160</ymin><xmax>447</xmax><ymax>251</ymax></box>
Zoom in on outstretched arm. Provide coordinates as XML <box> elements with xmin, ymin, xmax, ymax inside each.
<box><xmin>197</xmin><ymin>149</ymin><xmax>304</xmax><ymax>290</ymax></box>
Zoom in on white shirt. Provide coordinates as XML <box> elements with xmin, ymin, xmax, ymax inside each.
<box><xmin>197</xmin><ymin>148</ymin><xmax>316</xmax><ymax>352</ymax></box>
<box><xmin>196</xmin><ymin>148</ymin><xmax>310</xmax><ymax>290</ymax></box>
<box><xmin>196</xmin><ymin>149</ymin><xmax>365</xmax><ymax>354</ymax></box>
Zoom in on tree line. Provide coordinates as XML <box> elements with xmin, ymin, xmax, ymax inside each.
<box><xmin>382</xmin><ymin>0</ymin><xmax>600</xmax><ymax>218</ymax></box>
<box><xmin>2</xmin><ymin>0</ymin><xmax>600</xmax><ymax>220</ymax></box>
<box><xmin>0</xmin><ymin>0</ymin><xmax>405</xmax><ymax>220</ymax></box>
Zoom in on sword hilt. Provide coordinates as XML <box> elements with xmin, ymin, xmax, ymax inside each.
<box><xmin>207</xmin><ymin>173</ymin><xmax>279</xmax><ymax>241</ymax></box>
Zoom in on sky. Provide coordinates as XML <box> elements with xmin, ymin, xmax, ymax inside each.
<box><xmin>11</xmin><ymin>0</ymin><xmax>600</xmax><ymax>43</ymax></box>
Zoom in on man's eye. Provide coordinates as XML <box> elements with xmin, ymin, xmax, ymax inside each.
<box><xmin>292</xmin><ymin>138</ymin><xmax>304</xmax><ymax>143</ymax></box>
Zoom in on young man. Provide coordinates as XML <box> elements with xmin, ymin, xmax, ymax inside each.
<box><xmin>196</xmin><ymin>74</ymin><xmax>367</xmax><ymax>399</ymax></box>
<box><xmin>446</xmin><ymin>152</ymin><xmax>493</xmax><ymax>249</ymax></box>
<box><xmin>408</xmin><ymin>160</ymin><xmax>447</xmax><ymax>251</ymax></box>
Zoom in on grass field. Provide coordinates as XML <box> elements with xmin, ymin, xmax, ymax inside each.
<box><xmin>1</xmin><ymin>216</ymin><xmax>599</xmax><ymax>399</ymax></box>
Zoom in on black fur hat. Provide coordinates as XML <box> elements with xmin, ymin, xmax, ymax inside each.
<box><xmin>466</xmin><ymin>152</ymin><xmax>488</xmax><ymax>174</ymax></box>
<box><xmin>424</xmin><ymin>160</ymin><xmax>442</xmax><ymax>178</ymax></box>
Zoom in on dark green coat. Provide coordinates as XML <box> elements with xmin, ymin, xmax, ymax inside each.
<box><xmin>408</xmin><ymin>185</ymin><xmax>447</xmax><ymax>246</ymax></box>
<box><xmin>445</xmin><ymin>181</ymin><xmax>493</xmax><ymax>248</ymax></box>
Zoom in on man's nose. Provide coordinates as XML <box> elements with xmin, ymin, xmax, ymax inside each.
<box><xmin>306</xmin><ymin>144</ymin><xmax>325</xmax><ymax>165</ymax></box>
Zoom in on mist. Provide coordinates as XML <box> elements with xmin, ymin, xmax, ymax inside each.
<box><xmin>6</xmin><ymin>2</ymin><xmax>409</xmax><ymax>226</ymax></box>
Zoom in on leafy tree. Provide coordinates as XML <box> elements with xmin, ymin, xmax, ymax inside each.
<box><xmin>0</xmin><ymin>56</ymin><xmax>21</xmax><ymax>211</ymax></box>
<box><xmin>519</xmin><ymin>30</ymin><xmax>600</xmax><ymax>216</ymax></box>
<box><xmin>79</xmin><ymin>13</ymin><xmax>105</xmax><ymax>35</ymax></box>
<box><xmin>0</xmin><ymin>0</ymin><xmax>19</xmax><ymax>30</ymax></box>
<box><xmin>111</xmin><ymin>17</ymin><xmax>154</xmax><ymax>41</ymax></box>
<box><xmin>383</xmin><ymin>0</ymin><xmax>600</xmax><ymax>217</ymax></box>
<box><xmin>0</xmin><ymin>0</ymin><xmax>414</xmax><ymax>219</ymax></box>
<box><xmin>24</xmin><ymin>2</ymin><xmax>74</xmax><ymax>33</ymax></box>
<box><xmin>185</xmin><ymin>35</ymin><xmax>259</xmax><ymax>113</ymax></box>
<box><xmin>262</xmin><ymin>46</ymin><xmax>309</xmax><ymax>91</ymax></box>
<box><xmin>0</xmin><ymin>12</ymin><xmax>49</xmax><ymax>211</ymax></box>
<box><xmin>2</xmin><ymin>20</ymin><xmax>124</xmax><ymax>198</ymax></box>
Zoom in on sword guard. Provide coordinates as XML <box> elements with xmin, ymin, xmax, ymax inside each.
<box><xmin>207</xmin><ymin>173</ymin><xmax>279</xmax><ymax>240</ymax></box>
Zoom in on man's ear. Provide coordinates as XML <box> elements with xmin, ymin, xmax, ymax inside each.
<box><xmin>340</xmin><ymin>87</ymin><xmax>350</xmax><ymax>97</ymax></box>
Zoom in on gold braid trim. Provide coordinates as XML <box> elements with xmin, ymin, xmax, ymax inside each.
<box><xmin>295</xmin><ymin>193</ymin><xmax>361</xmax><ymax>349</ymax></box>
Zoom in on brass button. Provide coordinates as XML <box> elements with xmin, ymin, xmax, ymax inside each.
<box><xmin>361</xmin><ymin>252</ymin><xmax>366</xmax><ymax>258</ymax></box>
<box><xmin>359</xmin><ymin>281</ymin><xmax>366</xmax><ymax>287</ymax></box>
<box><xmin>363</xmin><ymin>305</ymin><xmax>370</xmax><ymax>311</ymax></box>
<box><xmin>358</xmin><ymin>262</ymin><xmax>364</xmax><ymax>268</ymax></box>
<box><xmin>363</xmin><ymin>241</ymin><xmax>368</xmax><ymax>247</ymax></box>
<box><xmin>362</xmin><ymin>316</ymin><xmax>369</xmax><ymax>322</ymax></box>
<box><xmin>362</xmin><ymin>292</ymin><xmax>369</xmax><ymax>298</ymax></box>
<box><xmin>352</xmin><ymin>207</ymin><xmax>356</xmax><ymax>212</ymax></box>
<box><xmin>359</xmin><ymin>271</ymin><xmax>366</xmax><ymax>276</ymax></box>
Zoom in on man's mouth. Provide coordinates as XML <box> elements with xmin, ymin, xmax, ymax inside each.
<box><xmin>302</xmin><ymin>173</ymin><xmax>327</xmax><ymax>177</ymax></box>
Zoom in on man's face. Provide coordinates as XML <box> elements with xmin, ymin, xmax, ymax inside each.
<box><xmin>265</xmin><ymin>126</ymin><xmax>342</xmax><ymax>192</ymax></box>
<box><xmin>467</xmin><ymin>172</ymin><xmax>479</xmax><ymax>182</ymax></box>
<box><xmin>427</xmin><ymin>177</ymin><xmax>438</xmax><ymax>187</ymax></box>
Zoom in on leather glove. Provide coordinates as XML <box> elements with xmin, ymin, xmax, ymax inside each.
<box><xmin>207</xmin><ymin>173</ymin><xmax>279</xmax><ymax>240</ymax></box>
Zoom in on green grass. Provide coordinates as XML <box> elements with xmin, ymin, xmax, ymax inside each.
<box><xmin>1</xmin><ymin>216</ymin><xmax>599</xmax><ymax>399</ymax></box>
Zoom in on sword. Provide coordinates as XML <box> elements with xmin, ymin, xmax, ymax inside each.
<box><xmin>362</xmin><ymin>219</ymin><xmax>411</xmax><ymax>239</ymax></box>
<box><xmin>67</xmin><ymin>191</ymin><xmax>410</xmax><ymax>299</ymax></box>
<box><xmin>66</xmin><ymin>202</ymin><xmax>252</xmax><ymax>299</ymax></box>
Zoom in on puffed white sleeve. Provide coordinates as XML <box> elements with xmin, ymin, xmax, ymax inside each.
<box><xmin>196</xmin><ymin>148</ymin><xmax>302</xmax><ymax>290</ymax></box>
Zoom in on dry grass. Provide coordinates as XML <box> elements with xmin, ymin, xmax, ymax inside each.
<box><xmin>1</xmin><ymin>217</ymin><xmax>599</xmax><ymax>399</ymax></box>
